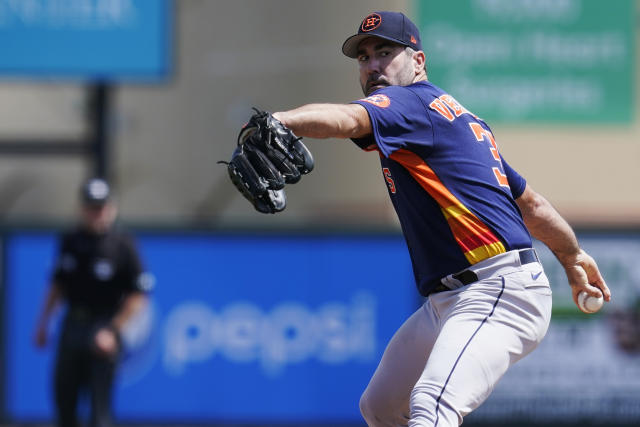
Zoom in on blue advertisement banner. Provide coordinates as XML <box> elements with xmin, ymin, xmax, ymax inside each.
<box><xmin>4</xmin><ymin>232</ymin><xmax>418</xmax><ymax>423</ymax></box>
<box><xmin>0</xmin><ymin>0</ymin><xmax>172</xmax><ymax>80</ymax></box>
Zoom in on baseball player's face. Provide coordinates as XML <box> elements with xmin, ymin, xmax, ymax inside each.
<box><xmin>82</xmin><ymin>202</ymin><xmax>117</xmax><ymax>234</ymax></box>
<box><xmin>356</xmin><ymin>38</ymin><xmax>417</xmax><ymax>96</ymax></box>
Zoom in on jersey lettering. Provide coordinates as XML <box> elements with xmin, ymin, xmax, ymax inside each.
<box><xmin>382</xmin><ymin>167</ymin><xmax>396</xmax><ymax>193</ymax></box>
<box><xmin>440</xmin><ymin>95</ymin><xmax>465</xmax><ymax>117</ymax></box>
<box><xmin>428</xmin><ymin>99</ymin><xmax>455</xmax><ymax>121</ymax></box>
<box><xmin>468</xmin><ymin>122</ymin><xmax>510</xmax><ymax>188</ymax></box>
<box><xmin>492</xmin><ymin>167</ymin><xmax>510</xmax><ymax>187</ymax></box>
<box><xmin>469</xmin><ymin>122</ymin><xmax>500</xmax><ymax>161</ymax></box>
<box><xmin>429</xmin><ymin>94</ymin><xmax>475</xmax><ymax>122</ymax></box>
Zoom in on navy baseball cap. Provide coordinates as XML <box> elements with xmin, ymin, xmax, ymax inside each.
<box><xmin>81</xmin><ymin>178</ymin><xmax>111</xmax><ymax>205</ymax></box>
<box><xmin>342</xmin><ymin>11</ymin><xmax>422</xmax><ymax>58</ymax></box>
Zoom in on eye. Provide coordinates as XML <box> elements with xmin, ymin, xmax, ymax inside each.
<box><xmin>357</xmin><ymin>54</ymin><xmax>368</xmax><ymax>62</ymax></box>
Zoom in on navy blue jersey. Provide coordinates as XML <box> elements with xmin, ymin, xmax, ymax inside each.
<box><xmin>352</xmin><ymin>81</ymin><xmax>532</xmax><ymax>295</ymax></box>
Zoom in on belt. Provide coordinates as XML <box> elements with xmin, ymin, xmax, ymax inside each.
<box><xmin>428</xmin><ymin>248</ymin><xmax>540</xmax><ymax>296</ymax></box>
<box><xmin>67</xmin><ymin>306</ymin><xmax>113</xmax><ymax>322</ymax></box>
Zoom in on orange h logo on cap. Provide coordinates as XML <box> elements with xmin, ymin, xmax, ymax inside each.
<box><xmin>361</xmin><ymin>13</ymin><xmax>382</xmax><ymax>32</ymax></box>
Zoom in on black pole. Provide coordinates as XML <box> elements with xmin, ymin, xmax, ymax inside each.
<box><xmin>88</xmin><ymin>83</ymin><xmax>111</xmax><ymax>180</ymax></box>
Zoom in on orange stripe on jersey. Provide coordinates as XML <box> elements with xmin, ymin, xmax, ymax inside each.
<box><xmin>445</xmin><ymin>207</ymin><xmax>506</xmax><ymax>262</ymax></box>
<box><xmin>389</xmin><ymin>149</ymin><xmax>506</xmax><ymax>264</ymax></box>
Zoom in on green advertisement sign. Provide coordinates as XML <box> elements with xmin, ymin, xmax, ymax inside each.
<box><xmin>416</xmin><ymin>0</ymin><xmax>635</xmax><ymax>123</ymax></box>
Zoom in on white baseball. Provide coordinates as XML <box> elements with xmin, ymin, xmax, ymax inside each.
<box><xmin>577</xmin><ymin>291</ymin><xmax>604</xmax><ymax>313</ymax></box>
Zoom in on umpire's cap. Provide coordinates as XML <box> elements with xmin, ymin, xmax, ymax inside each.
<box><xmin>342</xmin><ymin>11</ymin><xmax>422</xmax><ymax>58</ymax></box>
<box><xmin>81</xmin><ymin>178</ymin><xmax>111</xmax><ymax>206</ymax></box>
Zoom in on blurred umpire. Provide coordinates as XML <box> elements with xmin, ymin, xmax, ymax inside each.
<box><xmin>34</xmin><ymin>177</ymin><xmax>154</xmax><ymax>427</ymax></box>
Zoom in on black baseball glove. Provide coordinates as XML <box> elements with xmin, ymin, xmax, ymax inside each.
<box><xmin>219</xmin><ymin>108</ymin><xmax>314</xmax><ymax>214</ymax></box>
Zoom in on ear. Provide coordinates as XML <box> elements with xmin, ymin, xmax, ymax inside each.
<box><xmin>412</xmin><ymin>50</ymin><xmax>426</xmax><ymax>74</ymax></box>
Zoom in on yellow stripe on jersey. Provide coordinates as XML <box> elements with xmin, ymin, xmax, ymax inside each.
<box><xmin>464</xmin><ymin>241</ymin><xmax>507</xmax><ymax>264</ymax></box>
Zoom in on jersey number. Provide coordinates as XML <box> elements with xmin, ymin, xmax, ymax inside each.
<box><xmin>382</xmin><ymin>168</ymin><xmax>396</xmax><ymax>193</ymax></box>
<box><xmin>468</xmin><ymin>122</ymin><xmax>509</xmax><ymax>188</ymax></box>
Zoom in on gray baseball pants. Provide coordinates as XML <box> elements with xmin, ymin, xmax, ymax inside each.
<box><xmin>359</xmin><ymin>249</ymin><xmax>552</xmax><ymax>427</ymax></box>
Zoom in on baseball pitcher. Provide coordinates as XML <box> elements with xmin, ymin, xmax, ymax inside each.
<box><xmin>221</xmin><ymin>11</ymin><xmax>610</xmax><ymax>427</ymax></box>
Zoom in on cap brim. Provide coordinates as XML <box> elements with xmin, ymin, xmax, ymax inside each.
<box><xmin>341</xmin><ymin>33</ymin><xmax>409</xmax><ymax>58</ymax></box>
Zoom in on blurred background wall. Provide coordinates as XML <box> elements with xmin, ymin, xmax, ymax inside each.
<box><xmin>1</xmin><ymin>0</ymin><xmax>637</xmax><ymax>229</ymax></box>
<box><xmin>1</xmin><ymin>1</ymin><xmax>639</xmax><ymax>426</ymax></box>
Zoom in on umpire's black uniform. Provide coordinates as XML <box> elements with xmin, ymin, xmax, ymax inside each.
<box><xmin>44</xmin><ymin>178</ymin><xmax>152</xmax><ymax>427</ymax></box>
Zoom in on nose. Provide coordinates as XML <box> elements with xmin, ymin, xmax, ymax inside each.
<box><xmin>365</xmin><ymin>57</ymin><xmax>381</xmax><ymax>75</ymax></box>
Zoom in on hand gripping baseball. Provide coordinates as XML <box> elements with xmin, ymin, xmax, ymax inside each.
<box><xmin>566</xmin><ymin>249</ymin><xmax>611</xmax><ymax>313</ymax></box>
<box><xmin>220</xmin><ymin>108</ymin><xmax>314</xmax><ymax>214</ymax></box>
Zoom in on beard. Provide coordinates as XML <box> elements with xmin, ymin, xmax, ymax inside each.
<box><xmin>361</xmin><ymin>76</ymin><xmax>391</xmax><ymax>96</ymax></box>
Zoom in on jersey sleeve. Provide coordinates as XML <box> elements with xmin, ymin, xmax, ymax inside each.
<box><xmin>501</xmin><ymin>155</ymin><xmax>527</xmax><ymax>199</ymax></box>
<box><xmin>121</xmin><ymin>235</ymin><xmax>155</xmax><ymax>294</ymax></box>
<box><xmin>351</xmin><ymin>86</ymin><xmax>433</xmax><ymax>157</ymax></box>
<box><xmin>52</xmin><ymin>233</ymin><xmax>72</xmax><ymax>287</ymax></box>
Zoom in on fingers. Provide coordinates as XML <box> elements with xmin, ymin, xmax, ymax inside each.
<box><xmin>566</xmin><ymin>250</ymin><xmax>611</xmax><ymax>308</ymax></box>
<box><xmin>577</xmin><ymin>251</ymin><xmax>611</xmax><ymax>302</ymax></box>
<box><xmin>586</xmin><ymin>274</ymin><xmax>610</xmax><ymax>301</ymax></box>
